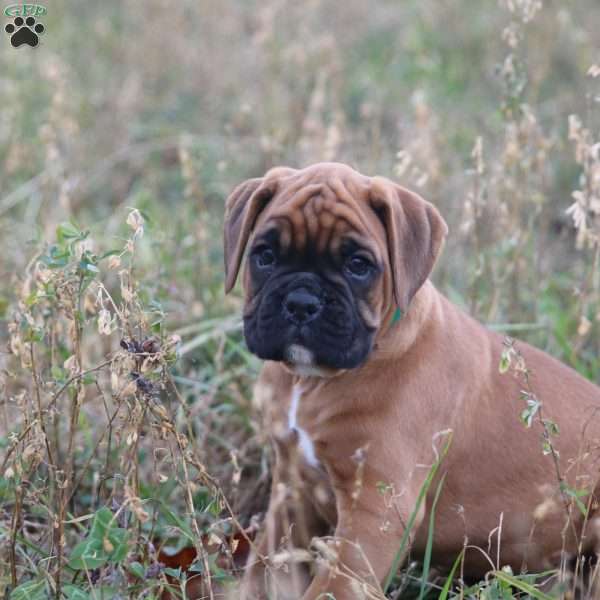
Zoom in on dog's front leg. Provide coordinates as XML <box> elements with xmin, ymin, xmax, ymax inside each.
<box><xmin>301</xmin><ymin>490</ymin><xmax>424</xmax><ymax>600</ymax></box>
<box><xmin>241</xmin><ymin>434</ymin><xmax>332</xmax><ymax>600</ymax></box>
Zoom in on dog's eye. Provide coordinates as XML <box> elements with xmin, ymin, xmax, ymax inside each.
<box><xmin>345</xmin><ymin>256</ymin><xmax>372</xmax><ymax>278</ymax></box>
<box><xmin>256</xmin><ymin>247</ymin><xmax>276</xmax><ymax>268</ymax></box>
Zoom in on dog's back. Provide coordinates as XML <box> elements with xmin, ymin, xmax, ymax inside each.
<box><xmin>412</xmin><ymin>288</ymin><xmax>600</xmax><ymax>574</ymax></box>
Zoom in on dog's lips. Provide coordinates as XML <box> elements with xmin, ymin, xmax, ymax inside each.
<box><xmin>243</xmin><ymin>268</ymin><xmax>375</xmax><ymax>370</ymax></box>
<box><xmin>283</xmin><ymin>343</ymin><xmax>338</xmax><ymax>378</ymax></box>
<box><xmin>279</xmin><ymin>322</ymin><xmax>318</xmax><ymax>348</ymax></box>
<box><xmin>284</xmin><ymin>343</ymin><xmax>314</xmax><ymax>367</ymax></box>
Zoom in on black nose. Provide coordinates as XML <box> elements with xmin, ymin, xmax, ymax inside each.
<box><xmin>283</xmin><ymin>288</ymin><xmax>322</xmax><ymax>324</ymax></box>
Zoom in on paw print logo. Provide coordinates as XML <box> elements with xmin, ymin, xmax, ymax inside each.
<box><xmin>5</xmin><ymin>15</ymin><xmax>45</xmax><ymax>47</ymax></box>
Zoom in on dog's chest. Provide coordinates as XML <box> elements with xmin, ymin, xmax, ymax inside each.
<box><xmin>287</xmin><ymin>385</ymin><xmax>319</xmax><ymax>467</ymax></box>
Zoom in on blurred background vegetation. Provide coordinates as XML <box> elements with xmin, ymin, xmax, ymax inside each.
<box><xmin>1</xmin><ymin>0</ymin><xmax>600</xmax><ymax>598</ymax></box>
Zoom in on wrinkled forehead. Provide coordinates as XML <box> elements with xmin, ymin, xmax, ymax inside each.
<box><xmin>254</xmin><ymin>174</ymin><xmax>384</xmax><ymax>258</ymax></box>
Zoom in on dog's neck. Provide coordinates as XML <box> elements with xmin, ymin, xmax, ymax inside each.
<box><xmin>373</xmin><ymin>280</ymin><xmax>441</xmax><ymax>361</ymax></box>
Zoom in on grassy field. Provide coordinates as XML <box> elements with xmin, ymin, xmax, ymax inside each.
<box><xmin>1</xmin><ymin>0</ymin><xmax>600</xmax><ymax>598</ymax></box>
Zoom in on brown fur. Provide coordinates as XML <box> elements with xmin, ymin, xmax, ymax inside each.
<box><xmin>224</xmin><ymin>163</ymin><xmax>600</xmax><ymax>599</ymax></box>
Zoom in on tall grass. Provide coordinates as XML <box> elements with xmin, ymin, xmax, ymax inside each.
<box><xmin>1</xmin><ymin>0</ymin><xmax>600</xmax><ymax>598</ymax></box>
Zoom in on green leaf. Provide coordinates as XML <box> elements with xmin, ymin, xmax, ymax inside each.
<box><xmin>22</xmin><ymin>324</ymin><xmax>44</xmax><ymax>343</ymax></box>
<box><xmin>89</xmin><ymin>507</ymin><xmax>115</xmax><ymax>540</ymax></box>
<box><xmin>99</xmin><ymin>249</ymin><xmax>121</xmax><ymax>260</ymax></box>
<box><xmin>81</xmin><ymin>261</ymin><xmax>99</xmax><ymax>273</ymax></box>
<box><xmin>10</xmin><ymin>579</ymin><xmax>47</xmax><ymax>600</ymax></box>
<box><xmin>520</xmin><ymin>394</ymin><xmax>541</xmax><ymax>428</ymax></box>
<box><xmin>164</xmin><ymin>566</ymin><xmax>183</xmax><ymax>580</ymax></box>
<box><xmin>492</xmin><ymin>570</ymin><xmax>554</xmax><ymax>600</ymax></box>
<box><xmin>67</xmin><ymin>537</ymin><xmax>107</xmax><ymax>570</ymax></box>
<box><xmin>376</xmin><ymin>481</ymin><xmax>393</xmax><ymax>495</ymax></box>
<box><xmin>560</xmin><ymin>483</ymin><xmax>589</xmax><ymax>517</ymax></box>
<box><xmin>68</xmin><ymin>507</ymin><xmax>130</xmax><ymax>570</ymax></box>
<box><xmin>189</xmin><ymin>560</ymin><xmax>205</xmax><ymax>574</ymax></box>
<box><xmin>542</xmin><ymin>418</ymin><xmax>559</xmax><ymax>436</ymax></box>
<box><xmin>107</xmin><ymin>527</ymin><xmax>129</xmax><ymax>562</ymax></box>
<box><xmin>24</xmin><ymin>291</ymin><xmax>39</xmax><ymax>307</ymax></box>
<box><xmin>57</xmin><ymin>221</ymin><xmax>82</xmax><ymax>241</ymax></box>
<box><xmin>155</xmin><ymin>499</ymin><xmax>194</xmax><ymax>542</ymax></box>
<box><xmin>63</xmin><ymin>584</ymin><xmax>91</xmax><ymax>600</ymax></box>
<box><xmin>51</xmin><ymin>366</ymin><xmax>67</xmax><ymax>382</ymax></box>
<box><xmin>541</xmin><ymin>440</ymin><xmax>553</xmax><ymax>456</ymax></box>
<box><xmin>40</xmin><ymin>245</ymin><xmax>71</xmax><ymax>269</ymax></box>
<box><xmin>126</xmin><ymin>561</ymin><xmax>145</xmax><ymax>579</ymax></box>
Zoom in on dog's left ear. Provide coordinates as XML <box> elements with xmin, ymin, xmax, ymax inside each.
<box><xmin>224</xmin><ymin>178</ymin><xmax>274</xmax><ymax>293</ymax></box>
<box><xmin>223</xmin><ymin>167</ymin><xmax>296</xmax><ymax>293</ymax></box>
<box><xmin>370</xmin><ymin>177</ymin><xmax>448</xmax><ymax>312</ymax></box>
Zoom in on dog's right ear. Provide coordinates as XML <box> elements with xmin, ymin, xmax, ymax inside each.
<box><xmin>223</xmin><ymin>177</ymin><xmax>275</xmax><ymax>293</ymax></box>
<box><xmin>224</xmin><ymin>167</ymin><xmax>298</xmax><ymax>292</ymax></box>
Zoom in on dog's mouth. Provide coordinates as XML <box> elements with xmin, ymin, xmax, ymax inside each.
<box><xmin>243</xmin><ymin>274</ymin><xmax>376</xmax><ymax>371</ymax></box>
<box><xmin>284</xmin><ymin>343</ymin><xmax>314</xmax><ymax>367</ymax></box>
<box><xmin>283</xmin><ymin>343</ymin><xmax>340</xmax><ymax>377</ymax></box>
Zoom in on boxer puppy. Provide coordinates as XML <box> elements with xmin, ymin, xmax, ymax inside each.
<box><xmin>223</xmin><ymin>162</ymin><xmax>600</xmax><ymax>599</ymax></box>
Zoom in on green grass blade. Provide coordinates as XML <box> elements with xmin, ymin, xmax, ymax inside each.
<box><xmin>418</xmin><ymin>473</ymin><xmax>447</xmax><ymax>600</ymax></box>
<box><xmin>382</xmin><ymin>431</ymin><xmax>453</xmax><ymax>593</ymax></box>
<box><xmin>438</xmin><ymin>549</ymin><xmax>464</xmax><ymax>600</ymax></box>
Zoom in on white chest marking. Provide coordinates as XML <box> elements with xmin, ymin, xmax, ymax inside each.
<box><xmin>288</xmin><ymin>385</ymin><xmax>319</xmax><ymax>467</ymax></box>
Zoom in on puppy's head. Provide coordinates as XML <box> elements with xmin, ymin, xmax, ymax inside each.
<box><xmin>224</xmin><ymin>163</ymin><xmax>447</xmax><ymax>374</ymax></box>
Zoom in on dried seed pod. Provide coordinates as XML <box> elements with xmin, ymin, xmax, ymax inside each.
<box><xmin>141</xmin><ymin>336</ymin><xmax>161</xmax><ymax>354</ymax></box>
<box><xmin>131</xmin><ymin>372</ymin><xmax>154</xmax><ymax>395</ymax></box>
<box><xmin>120</xmin><ymin>338</ymin><xmax>139</xmax><ymax>353</ymax></box>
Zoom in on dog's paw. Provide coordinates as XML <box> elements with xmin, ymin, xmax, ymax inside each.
<box><xmin>5</xmin><ymin>16</ymin><xmax>45</xmax><ymax>48</ymax></box>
